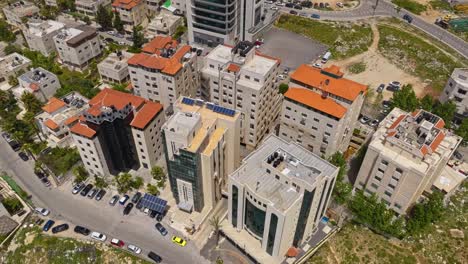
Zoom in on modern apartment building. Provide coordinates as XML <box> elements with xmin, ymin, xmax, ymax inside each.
<box><xmin>279</xmin><ymin>65</ymin><xmax>367</xmax><ymax>157</ymax></box>
<box><xmin>162</xmin><ymin>97</ymin><xmax>240</xmax><ymax>213</ymax></box>
<box><xmin>128</xmin><ymin>36</ymin><xmax>200</xmax><ymax>111</ymax></box>
<box><xmin>98</xmin><ymin>51</ymin><xmax>133</xmax><ymax>84</ymax></box>
<box><xmin>227</xmin><ymin>135</ymin><xmax>338</xmax><ymax>258</ymax></box>
<box><xmin>2</xmin><ymin>1</ymin><xmax>39</xmax><ymax>27</ymax></box>
<box><xmin>75</xmin><ymin>0</ymin><xmax>112</xmax><ymax>16</ymax></box>
<box><xmin>439</xmin><ymin>68</ymin><xmax>468</xmax><ymax>124</ymax></box>
<box><xmin>16</xmin><ymin>67</ymin><xmax>61</xmax><ymax>102</ymax></box>
<box><xmin>0</xmin><ymin>53</ymin><xmax>32</xmax><ymax>84</ymax></box>
<box><xmin>36</xmin><ymin>93</ymin><xmax>89</xmax><ymax>147</ymax></box>
<box><xmin>186</xmin><ymin>0</ymin><xmax>265</xmax><ymax>46</ymax></box>
<box><xmin>70</xmin><ymin>88</ymin><xmax>165</xmax><ymax>176</ymax></box>
<box><xmin>112</xmin><ymin>0</ymin><xmax>148</xmax><ymax>32</ymax></box>
<box><xmin>23</xmin><ymin>20</ymin><xmax>65</xmax><ymax>56</ymax></box>
<box><xmin>201</xmin><ymin>41</ymin><xmax>281</xmax><ymax>150</ymax></box>
<box><xmin>354</xmin><ymin>108</ymin><xmax>462</xmax><ymax>215</ymax></box>
<box><xmin>54</xmin><ymin>25</ymin><xmax>102</xmax><ymax>69</ymax></box>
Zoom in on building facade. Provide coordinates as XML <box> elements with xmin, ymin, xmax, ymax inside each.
<box><xmin>2</xmin><ymin>1</ymin><xmax>39</xmax><ymax>27</ymax></box>
<box><xmin>354</xmin><ymin>108</ymin><xmax>461</xmax><ymax>215</ymax></box>
<box><xmin>98</xmin><ymin>51</ymin><xmax>133</xmax><ymax>84</ymax></box>
<box><xmin>112</xmin><ymin>0</ymin><xmax>148</xmax><ymax>32</ymax></box>
<box><xmin>17</xmin><ymin>67</ymin><xmax>61</xmax><ymax>102</ymax></box>
<box><xmin>279</xmin><ymin>65</ymin><xmax>367</xmax><ymax>157</ymax></box>
<box><xmin>75</xmin><ymin>0</ymin><xmax>112</xmax><ymax>16</ymax></box>
<box><xmin>128</xmin><ymin>36</ymin><xmax>200</xmax><ymax>112</ymax></box>
<box><xmin>439</xmin><ymin>68</ymin><xmax>468</xmax><ymax>124</ymax></box>
<box><xmin>201</xmin><ymin>42</ymin><xmax>281</xmax><ymax>150</ymax></box>
<box><xmin>70</xmin><ymin>88</ymin><xmax>165</xmax><ymax>176</ymax></box>
<box><xmin>54</xmin><ymin>26</ymin><xmax>102</xmax><ymax>69</ymax></box>
<box><xmin>163</xmin><ymin>97</ymin><xmax>240</xmax><ymax>213</ymax></box>
<box><xmin>23</xmin><ymin>20</ymin><xmax>65</xmax><ymax>56</ymax></box>
<box><xmin>228</xmin><ymin>135</ymin><xmax>338</xmax><ymax>257</ymax></box>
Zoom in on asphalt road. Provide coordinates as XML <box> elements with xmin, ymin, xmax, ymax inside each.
<box><xmin>0</xmin><ymin>138</ymin><xmax>208</xmax><ymax>264</ymax></box>
<box><xmin>274</xmin><ymin>0</ymin><xmax>468</xmax><ymax>58</ymax></box>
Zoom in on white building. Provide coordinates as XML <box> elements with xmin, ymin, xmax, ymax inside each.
<box><xmin>146</xmin><ymin>12</ymin><xmax>183</xmax><ymax>38</ymax></box>
<box><xmin>16</xmin><ymin>67</ymin><xmax>61</xmax><ymax>102</ymax></box>
<box><xmin>75</xmin><ymin>0</ymin><xmax>112</xmax><ymax>16</ymax></box>
<box><xmin>112</xmin><ymin>0</ymin><xmax>148</xmax><ymax>32</ymax></box>
<box><xmin>128</xmin><ymin>36</ymin><xmax>200</xmax><ymax>112</ymax></box>
<box><xmin>201</xmin><ymin>42</ymin><xmax>281</xmax><ymax>150</ymax></box>
<box><xmin>23</xmin><ymin>20</ymin><xmax>65</xmax><ymax>56</ymax></box>
<box><xmin>439</xmin><ymin>68</ymin><xmax>468</xmax><ymax>124</ymax></box>
<box><xmin>2</xmin><ymin>1</ymin><xmax>39</xmax><ymax>27</ymax></box>
<box><xmin>54</xmin><ymin>25</ymin><xmax>102</xmax><ymax>69</ymax></box>
<box><xmin>0</xmin><ymin>53</ymin><xmax>32</xmax><ymax>85</ymax></box>
<box><xmin>226</xmin><ymin>135</ymin><xmax>338</xmax><ymax>260</ymax></box>
<box><xmin>97</xmin><ymin>51</ymin><xmax>133</xmax><ymax>84</ymax></box>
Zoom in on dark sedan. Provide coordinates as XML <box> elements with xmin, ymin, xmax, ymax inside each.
<box><xmin>52</xmin><ymin>223</ymin><xmax>69</xmax><ymax>234</ymax></box>
<box><xmin>123</xmin><ymin>203</ymin><xmax>134</xmax><ymax>215</ymax></box>
<box><xmin>74</xmin><ymin>225</ymin><xmax>91</xmax><ymax>236</ymax></box>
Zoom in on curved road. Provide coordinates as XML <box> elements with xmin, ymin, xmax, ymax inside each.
<box><xmin>277</xmin><ymin>0</ymin><xmax>468</xmax><ymax>58</ymax></box>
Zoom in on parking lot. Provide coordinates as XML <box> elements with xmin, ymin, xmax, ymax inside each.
<box><xmin>258</xmin><ymin>27</ymin><xmax>328</xmax><ymax>69</ymax></box>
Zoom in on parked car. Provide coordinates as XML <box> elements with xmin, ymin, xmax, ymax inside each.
<box><xmin>150</xmin><ymin>210</ymin><xmax>157</xmax><ymax>218</ymax></box>
<box><xmin>377</xmin><ymin>83</ymin><xmax>385</xmax><ymax>93</ymax></box>
<box><xmin>35</xmin><ymin>171</ymin><xmax>46</xmax><ymax>180</ymax></box>
<box><xmin>109</xmin><ymin>195</ymin><xmax>119</xmax><ymax>206</ymax></box>
<box><xmin>88</xmin><ymin>188</ymin><xmax>99</xmax><ymax>199</ymax></box>
<box><xmin>119</xmin><ymin>195</ymin><xmax>130</xmax><ymax>205</ymax></box>
<box><xmin>74</xmin><ymin>225</ymin><xmax>91</xmax><ymax>236</ymax></box>
<box><xmin>95</xmin><ymin>189</ymin><xmax>106</xmax><ymax>201</ymax></box>
<box><xmin>147</xmin><ymin>251</ymin><xmax>162</xmax><ymax>263</ymax></box>
<box><xmin>285</xmin><ymin>3</ymin><xmax>294</xmax><ymax>7</ymax></box>
<box><xmin>144</xmin><ymin>208</ymin><xmax>150</xmax><ymax>215</ymax></box>
<box><xmin>91</xmin><ymin>231</ymin><xmax>107</xmax><ymax>241</ymax></box>
<box><xmin>107</xmin><ymin>31</ymin><xmax>115</xmax><ymax>35</ymax></box>
<box><xmin>41</xmin><ymin>177</ymin><xmax>51</xmax><ymax>187</ymax></box>
<box><xmin>336</xmin><ymin>2</ymin><xmax>344</xmax><ymax>7</ymax></box>
<box><xmin>123</xmin><ymin>203</ymin><xmax>134</xmax><ymax>215</ymax></box>
<box><xmin>52</xmin><ymin>223</ymin><xmax>69</xmax><ymax>234</ymax></box>
<box><xmin>156</xmin><ymin>213</ymin><xmax>163</xmax><ymax>222</ymax></box>
<box><xmin>276</xmin><ymin>2</ymin><xmax>285</xmax><ymax>6</ymax></box>
<box><xmin>387</xmin><ymin>81</ymin><xmax>401</xmax><ymax>91</ymax></box>
<box><xmin>312</xmin><ymin>62</ymin><xmax>322</xmax><ymax>68</ymax></box>
<box><xmin>1</xmin><ymin>132</ymin><xmax>11</xmax><ymax>141</ymax></box>
<box><xmin>9</xmin><ymin>140</ymin><xmax>21</xmax><ymax>151</ymax></box>
<box><xmin>127</xmin><ymin>244</ymin><xmax>142</xmax><ymax>254</ymax></box>
<box><xmin>72</xmin><ymin>183</ymin><xmax>85</xmax><ymax>194</ymax></box>
<box><xmin>369</xmin><ymin>119</ymin><xmax>380</xmax><ymax>127</ymax></box>
<box><xmin>131</xmin><ymin>192</ymin><xmax>142</xmax><ymax>203</ymax></box>
<box><xmin>403</xmin><ymin>14</ymin><xmax>413</xmax><ymax>23</ymax></box>
<box><xmin>18</xmin><ymin>152</ymin><xmax>29</xmax><ymax>161</ymax></box>
<box><xmin>289</xmin><ymin>10</ymin><xmax>298</xmax><ymax>15</ymax></box>
<box><xmin>35</xmin><ymin>207</ymin><xmax>50</xmax><ymax>216</ymax></box>
<box><xmin>293</xmin><ymin>4</ymin><xmax>302</xmax><ymax>9</ymax></box>
<box><xmin>136</xmin><ymin>199</ymin><xmax>144</xmax><ymax>209</ymax></box>
<box><xmin>171</xmin><ymin>236</ymin><xmax>187</xmax><ymax>247</ymax></box>
<box><xmin>110</xmin><ymin>238</ymin><xmax>125</xmax><ymax>247</ymax></box>
<box><xmin>277</xmin><ymin>74</ymin><xmax>287</xmax><ymax>80</ymax></box>
<box><xmin>80</xmin><ymin>184</ymin><xmax>93</xmax><ymax>196</ymax></box>
<box><xmin>382</xmin><ymin>100</ymin><xmax>391</xmax><ymax>109</ymax></box>
<box><xmin>155</xmin><ymin>223</ymin><xmax>168</xmax><ymax>236</ymax></box>
<box><xmin>43</xmin><ymin>220</ymin><xmax>55</xmax><ymax>232</ymax></box>
<box><xmin>359</xmin><ymin>116</ymin><xmax>371</xmax><ymax>124</ymax></box>
<box><xmin>270</xmin><ymin>6</ymin><xmax>279</xmax><ymax>10</ymax></box>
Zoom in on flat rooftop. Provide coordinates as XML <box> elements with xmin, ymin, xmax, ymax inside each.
<box><xmin>231</xmin><ymin>135</ymin><xmax>337</xmax><ymax>212</ymax></box>
<box><xmin>98</xmin><ymin>51</ymin><xmax>132</xmax><ymax>71</ymax></box>
<box><xmin>26</xmin><ymin>20</ymin><xmax>65</xmax><ymax>36</ymax></box>
<box><xmin>0</xmin><ymin>53</ymin><xmax>31</xmax><ymax>75</ymax></box>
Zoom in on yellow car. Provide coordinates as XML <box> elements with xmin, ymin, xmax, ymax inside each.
<box><xmin>171</xmin><ymin>236</ymin><xmax>187</xmax><ymax>247</ymax></box>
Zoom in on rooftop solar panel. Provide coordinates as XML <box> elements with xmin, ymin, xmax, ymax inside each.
<box><xmin>140</xmin><ymin>194</ymin><xmax>167</xmax><ymax>214</ymax></box>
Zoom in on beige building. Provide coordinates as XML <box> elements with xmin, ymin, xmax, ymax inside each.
<box><xmin>75</xmin><ymin>0</ymin><xmax>112</xmax><ymax>16</ymax></box>
<box><xmin>354</xmin><ymin>108</ymin><xmax>462</xmax><ymax>215</ymax></box>
<box><xmin>54</xmin><ymin>25</ymin><xmax>102</xmax><ymax>70</ymax></box>
<box><xmin>2</xmin><ymin>1</ymin><xmax>39</xmax><ymax>27</ymax></box>
<box><xmin>112</xmin><ymin>0</ymin><xmax>148</xmax><ymax>32</ymax></box>
<box><xmin>0</xmin><ymin>53</ymin><xmax>32</xmax><ymax>85</ymax></box>
<box><xmin>98</xmin><ymin>51</ymin><xmax>133</xmax><ymax>84</ymax></box>
<box><xmin>35</xmin><ymin>93</ymin><xmax>89</xmax><ymax>147</ymax></box>
<box><xmin>279</xmin><ymin>65</ymin><xmax>367</xmax><ymax>157</ymax></box>
<box><xmin>439</xmin><ymin>68</ymin><xmax>468</xmax><ymax>124</ymax></box>
<box><xmin>70</xmin><ymin>88</ymin><xmax>165</xmax><ymax>176</ymax></box>
<box><xmin>163</xmin><ymin>97</ymin><xmax>240</xmax><ymax>213</ymax></box>
<box><xmin>201</xmin><ymin>42</ymin><xmax>282</xmax><ymax>150</ymax></box>
<box><xmin>128</xmin><ymin>36</ymin><xmax>200</xmax><ymax>113</ymax></box>
<box><xmin>23</xmin><ymin>20</ymin><xmax>65</xmax><ymax>56</ymax></box>
<box><xmin>146</xmin><ymin>12</ymin><xmax>183</xmax><ymax>38</ymax></box>
<box><xmin>227</xmin><ymin>135</ymin><xmax>338</xmax><ymax>260</ymax></box>
<box><xmin>16</xmin><ymin>67</ymin><xmax>61</xmax><ymax>102</ymax></box>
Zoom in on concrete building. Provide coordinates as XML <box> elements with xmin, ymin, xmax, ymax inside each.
<box><xmin>439</xmin><ymin>68</ymin><xmax>468</xmax><ymax>124</ymax></box>
<box><xmin>23</xmin><ymin>20</ymin><xmax>65</xmax><ymax>56</ymax></box>
<box><xmin>36</xmin><ymin>93</ymin><xmax>89</xmax><ymax>147</ymax></box>
<box><xmin>16</xmin><ymin>67</ymin><xmax>61</xmax><ymax>102</ymax></box>
<box><xmin>145</xmin><ymin>0</ymin><xmax>159</xmax><ymax>12</ymax></box>
<box><xmin>2</xmin><ymin>1</ymin><xmax>39</xmax><ymax>27</ymax></box>
<box><xmin>226</xmin><ymin>135</ymin><xmax>338</xmax><ymax>260</ymax></box>
<box><xmin>201</xmin><ymin>41</ymin><xmax>281</xmax><ymax>150</ymax></box>
<box><xmin>54</xmin><ymin>25</ymin><xmax>102</xmax><ymax>70</ymax></box>
<box><xmin>112</xmin><ymin>0</ymin><xmax>148</xmax><ymax>32</ymax></box>
<box><xmin>0</xmin><ymin>53</ymin><xmax>32</xmax><ymax>85</ymax></box>
<box><xmin>75</xmin><ymin>0</ymin><xmax>112</xmax><ymax>16</ymax></box>
<box><xmin>279</xmin><ymin>65</ymin><xmax>367</xmax><ymax>157</ymax></box>
<box><xmin>70</xmin><ymin>88</ymin><xmax>165</xmax><ymax>176</ymax></box>
<box><xmin>186</xmin><ymin>0</ymin><xmax>265</xmax><ymax>46</ymax></box>
<box><xmin>98</xmin><ymin>51</ymin><xmax>133</xmax><ymax>84</ymax></box>
<box><xmin>128</xmin><ymin>36</ymin><xmax>200</xmax><ymax>112</ymax></box>
<box><xmin>163</xmin><ymin>97</ymin><xmax>240</xmax><ymax>213</ymax></box>
<box><xmin>354</xmin><ymin>108</ymin><xmax>462</xmax><ymax>215</ymax></box>
<box><xmin>146</xmin><ymin>12</ymin><xmax>183</xmax><ymax>38</ymax></box>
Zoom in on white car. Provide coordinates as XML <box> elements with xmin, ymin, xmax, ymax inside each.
<box><xmin>127</xmin><ymin>244</ymin><xmax>142</xmax><ymax>254</ymax></box>
<box><xmin>276</xmin><ymin>2</ymin><xmax>285</xmax><ymax>6</ymax></box>
<box><xmin>35</xmin><ymin>207</ymin><xmax>50</xmax><ymax>216</ymax></box>
<box><xmin>118</xmin><ymin>41</ymin><xmax>125</xmax><ymax>45</ymax></box>
<box><xmin>336</xmin><ymin>2</ymin><xmax>344</xmax><ymax>7</ymax></box>
<box><xmin>271</xmin><ymin>6</ymin><xmax>279</xmax><ymax>10</ymax></box>
<box><xmin>265</xmin><ymin>0</ymin><xmax>274</xmax><ymax>3</ymax></box>
<box><xmin>313</xmin><ymin>63</ymin><xmax>322</xmax><ymax>68</ymax></box>
<box><xmin>277</xmin><ymin>74</ymin><xmax>287</xmax><ymax>80</ymax></box>
<box><xmin>107</xmin><ymin>31</ymin><xmax>115</xmax><ymax>35</ymax></box>
<box><xmin>91</xmin><ymin>232</ymin><xmax>107</xmax><ymax>241</ymax></box>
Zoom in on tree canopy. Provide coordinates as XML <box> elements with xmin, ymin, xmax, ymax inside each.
<box><xmin>130</xmin><ymin>26</ymin><xmax>145</xmax><ymax>52</ymax></box>
<box><xmin>433</xmin><ymin>101</ymin><xmax>456</xmax><ymax>128</ymax></box>
<box><xmin>455</xmin><ymin>118</ymin><xmax>468</xmax><ymax>144</ymax></box>
<box><xmin>96</xmin><ymin>5</ymin><xmax>113</xmax><ymax>30</ymax></box>
<box><xmin>419</xmin><ymin>94</ymin><xmax>434</xmax><ymax>112</ymax></box>
<box><xmin>0</xmin><ymin>19</ymin><xmax>16</xmax><ymax>42</ymax></box>
<box><xmin>279</xmin><ymin>83</ymin><xmax>289</xmax><ymax>94</ymax></box>
<box><xmin>391</xmin><ymin>84</ymin><xmax>419</xmax><ymax>112</ymax></box>
<box><xmin>113</xmin><ymin>13</ymin><xmax>124</xmax><ymax>32</ymax></box>
<box><xmin>21</xmin><ymin>92</ymin><xmax>43</xmax><ymax>114</ymax></box>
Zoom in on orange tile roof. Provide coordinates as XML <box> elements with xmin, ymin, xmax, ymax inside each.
<box><xmin>87</xmin><ymin>88</ymin><xmax>145</xmax><ymax>116</ymax></box>
<box><xmin>227</xmin><ymin>63</ymin><xmax>240</xmax><ymax>73</ymax></box>
<box><xmin>112</xmin><ymin>0</ymin><xmax>141</xmax><ymax>10</ymax></box>
<box><xmin>29</xmin><ymin>83</ymin><xmax>39</xmax><ymax>91</ymax></box>
<box><xmin>64</xmin><ymin>116</ymin><xmax>79</xmax><ymax>126</ymax></box>
<box><xmin>322</xmin><ymin>65</ymin><xmax>344</xmax><ymax>77</ymax></box>
<box><xmin>128</xmin><ymin>46</ymin><xmax>192</xmax><ymax>76</ymax></box>
<box><xmin>429</xmin><ymin>131</ymin><xmax>445</xmax><ymax>152</ymax></box>
<box><xmin>388</xmin><ymin>115</ymin><xmax>405</xmax><ymax>130</ymax></box>
<box><xmin>42</xmin><ymin>97</ymin><xmax>66</xmax><ymax>113</ymax></box>
<box><xmin>290</xmin><ymin>64</ymin><xmax>367</xmax><ymax>101</ymax></box>
<box><xmin>284</xmin><ymin>87</ymin><xmax>347</xmax><ymax>119</ymax></box>
<box><xmin>435</xmin><ymin>119</ymin><xmax>445</xmax><ymax>129</ymax></box>
<box><xmin>130</xmin><ymin>101</ymin><xmax>163</xmax><ymax>129</ymax></box>
<box><xmin>142</xmin><ymin>36</ymin><xmax>178</xmax><ymax>54</ymax></box>
<box><xmin>126</xmin><ymin>83</ymin><xmax>133</xmax><ymax>91</ymax></box>
<box><xmin>70</xmin><ymin>123</ymin><xmax>96</xmax><ymax>139</ymax></box>
<box><xmin>44</xmin><ymin>119</ymin><xmax>59</xmax><ymax>130</ymax></box>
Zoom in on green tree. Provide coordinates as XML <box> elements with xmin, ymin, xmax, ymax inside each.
<box><xmin>20</xmin><ymin>92</ymin><xmax>43</xmax><ymax>114</ymax></box>
<box><xmin>406</xmin><ymin>191</ymin><xmax>445</xmax><ymax>235</ymax></box>
<box><xmin>391</xmin><ymin>84</ymin><xmax>419</xmax><ymax>112</ymax></box>
<box><xmin>72</xmin><ymin>165</ymin><xmax>89</xmax><ymax>183</ymax></box>
<box><xmin>419</xmin><ymin>94</ymin><xmax>434</xmax><ymax>112</ymax></box>
<box><xmin>455</xmin><ymin>118</ymin><xmax>468</xmax><ymax>144</ymax></box>
<box><xmin>131</xmin><ymin>176</ymin><xmax>144</xmax><ymax>189</ymax></box>
<box><xmin>96</xmin><ymin>5</ymin><xmax>113</xmax><ymax>30</ymax></box>
<box><xmin>57</xmin><ymin>0</ymin><xmax>76</xmax><ymax>11</ymax></box>
<box><xmin>433</xmin><ymin>101</ymin><xmax>456</xmax><ymax>128</ymax></box>
<box><xmin>328</xmin><ymin>152</ymin><xmax>351</xmax><ymax>204</ymax></box>
<box><xmin>151</xmin><ymin>166</ymin><xmax>165</xmax><ymax>181</ymax></box>
<box><xmin>8</xmin><ymin>75</ymin><xmax>18</xmax><ymax>86</ymax></box>
<box><xmin>114</xmin><ymin>172</ymin><xmax>134</xmax><ymax>193</ymax></box>
<box><xmin>94</xmin><ymin>175</ymin><xmax>108</xmax><ymax>189</ymax></box>
<box><xmin>0</xmin><ymin>19</ymin><xmax>16</xmax><ymax>42</ymax></box>
<box><xmin>209</xmin><ymin>216</ymin><xmax>222</xmax><ymax>246</ymax></box>
<box><xmin>4</xmin><ymin>44</ymin><xmax>19</xmax><ymax>55</ymax></box>
<box><xmin>1</xmin><ymin>197</ymin><xmax>23</xmax><ymax>214</ymax></box>
<box><xmin>113</xmin><ymin>13</ymin><xmax>124</xmax><ymax>32</ymax></box>
<box><xmin>146</xmin><ymin>183</ymin><xmax>159</xmax><ymax>196</ymax></box>
<box><xmin>83</xmin><ymin>15</ymin><xmax>91</xmax><ymax>25</ymax></box>
<box><xmin>131</xmin><ymin>25</ymin><xmax>145</xmax><ymax>52</ymax></box>
<box><xmin>21</xmin><ymin>142</ymin><xmax>46</xmax><ymax>162</ymax></box>
<box><xmin>278</xmin><ymin>83</ymin><xmax>289</xmax><ymax>94</ymax></box>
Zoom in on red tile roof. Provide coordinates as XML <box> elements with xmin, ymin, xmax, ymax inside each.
<box><xmin>112</xmin><ymin>0</ymin><xmax>141</xmax><ymax>10</ymax></box>
<box><xmin>64</xmin><ymin>116</ymin><xmax>79</xmax><ymax>126</ymax></box>
<box><xmin>130</xmin><ymin>101</ymin><xmax>163</xmax><ymax>129</ymax></box>
<box><xmin>70</xmin><ymin>123</ymin><xmax>96</xmax><ymax>139</ymax></box>
<box><xmin>44</xmin><ymin>119</ymin><xmax>59</xmax><ymax>130</ymax></box>
<box><xmin>284</xmin><ymin>87</ymin><xmax>347</xmax><ymax>119</ymax></box>
<box><xmin>87</xmin><ymin>88</ymin><xmax>145</xmax><ymax>116</ymax></box>
<box><xmin>290</xmin><ymin>64</ymin><xmax>367</xmax><ymax>102</ymax></box>
<box><xmin>322</xmin><ymin>65</ymin><xmax>344</xmax><ymax>77</ymax></box>
<box><xmin>128</xmin><ymin>44</ymin><xmax>192</xmax><ymax>75</ymax></box>
<box><xmin>435</xmin><ymin>119</ymin><xmax>445</xmax><ymax>129</ymax></box>
<box><xmin>389</xmin><ymin>115</ymin><xmax>405</xmax><ymax>130</ymax></box>
<box><xmin>42</xmin><ymin>97</ymin><xmax>66</xmax><ymax>113</ymax></box>
<box><xmin>142</xmin><ymin>36</ymin><xmax>178</xmax><ymax>55</ymax></box>
<box><xmin>227</xmin><ymin>63</ymin><xmax>240</xmax><ymax>73</ymax></box>
<box><xmin>429</xmin><ymin>131</ymin><xmax>445</xmax><ymax>152</ymax></box>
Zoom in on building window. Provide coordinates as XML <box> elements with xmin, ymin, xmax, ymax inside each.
<box><xmin>371</xmin><ymin>183</ymin><xmax>379</xmax><ymax>189</ymax></box>
<box><xmin>381</xmin><ymin>160</ymin><xmax>389</xmax><ymax>166</ymax></box>
<box><xmin>394</xmin><ymin>203</ymin><xmax>402</xmax><ymax>209</ymax></box>
<box><xmin>209</xmin><ymin>64</ymin><xmax>214</xmax><ymax>68</ymax></box>
<box><xmin>244</xmin><ymin>199</ymin><xmax>266</xmax><ymax>238</ymax></box>
<box><xmin>384</xmin><ymin>190</ymin><xmax>392</xmax><ymax>197</ymax></box>
<box><xmin>245</xmin><ymin>75</ymin><xmax>250</xmax><ymax>79</ymax></box>
<box><xmin>232</xmin><ymin>185</ymin><xmax>239</xmax><ymax>227</ymax></box>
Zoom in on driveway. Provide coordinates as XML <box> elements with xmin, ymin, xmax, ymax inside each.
<box><xmin>0</xmin><ymin>138</ymin><xmax>208</xmax><ymax>264</ymax></box>
<box><xmin>258</xmin><ymin>27</ymin><xmax>328</xmax><ymax>69</ymax></box>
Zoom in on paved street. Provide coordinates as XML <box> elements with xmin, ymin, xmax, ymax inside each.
<box><xmin>0</xmin><ymin>139</ymin><xmax>208</xmax><ymax>264</ymax></box>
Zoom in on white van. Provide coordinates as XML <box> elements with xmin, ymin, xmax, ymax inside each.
<box><xmin>321</xmin><ymin>51</ymin><xmax>331</xmax><ymax>63</ymax></box>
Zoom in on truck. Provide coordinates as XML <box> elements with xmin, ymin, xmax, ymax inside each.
<box><xmin>321</xmin><ymin>51</ymin><xmax>331</xmax><ymax>63</ymax></box>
